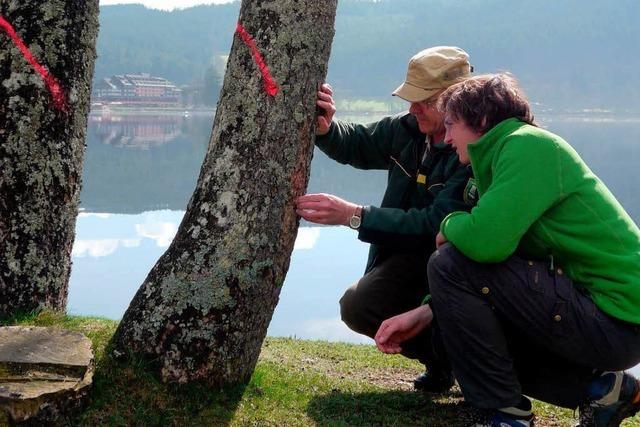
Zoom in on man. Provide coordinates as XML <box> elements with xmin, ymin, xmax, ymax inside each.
<box><xmin>375</xmin><ymin>74</ymin><xmax>640</xmax><ymax>426</ymax></box>
<box><xmin>295</xmin><ymin>46</ymin><xmax>476</xmax><ymax>392</ymax></box>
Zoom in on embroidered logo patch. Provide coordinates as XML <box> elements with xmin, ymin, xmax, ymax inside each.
<box><xmin>464</xmin><ymin>178</ymin><xmax>479</xmax><ymax>206</ymax></box>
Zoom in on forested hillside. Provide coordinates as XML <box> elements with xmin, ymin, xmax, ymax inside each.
<box><xmin>96</xmin><ymin>0</ymin><xmax>640</xmax><ymax>110</ymax></box>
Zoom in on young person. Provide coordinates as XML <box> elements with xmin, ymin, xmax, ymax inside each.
<box><xmin>375</xmin><ymin>73</ymin><xmax>640</xmax><ymax>426</ymax></box>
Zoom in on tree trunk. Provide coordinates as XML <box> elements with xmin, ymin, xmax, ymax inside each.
<box><xmin>112</xmin><ymin>0</ymin><xmax>338</xmax><ymax>385</ymax></box>
<box><xmin>0</xmin><ymin>1</ymin><xmax>99</xmax><ymax>318</ymax></box>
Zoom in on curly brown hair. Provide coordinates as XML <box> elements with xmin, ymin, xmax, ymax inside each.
<box><xmin>437</xmin><ymin>73</ymin><xmax>536</xmax><ymax>134</ymax></box>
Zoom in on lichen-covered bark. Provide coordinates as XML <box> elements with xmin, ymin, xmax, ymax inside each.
<box><xmin>112</xmin><ymin>0</ymin><xmax>337</xmax><ymax>385</ymax></box>
<box><xmin>0</xmin><ymin>1</ymin><xmax>99</xmax><ymax>318</ymax></box>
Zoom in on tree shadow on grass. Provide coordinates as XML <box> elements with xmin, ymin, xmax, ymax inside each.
<box><xmin>69</xmin><ymin>353</ymin><xmax>247</xmax><ymax>427</ymax></box>
<box><xmin>307</xmin><ymin>389</ymin><xmax>478</xmax><ymax>427</ymax></box>
<box><xmin>2</xmin><ymin>311</ymin><xmax>247</xmax><ymax>426</ymax></box>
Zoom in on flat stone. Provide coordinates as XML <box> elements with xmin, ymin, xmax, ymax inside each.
<box><xmin>0</xmin><ymin>327</ymin><xmax>94</xmax><ymax>424</ymax></box>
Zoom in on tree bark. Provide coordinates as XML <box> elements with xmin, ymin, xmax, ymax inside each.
<box><xmin>0</xmin><ymin>1</ymin><xmax>99</xmax><ymax>318</ymax></box>
<box><xmin>112</xmin><ymin>0</ymin><xmax>338</xmax><ymax>385</ymax></box>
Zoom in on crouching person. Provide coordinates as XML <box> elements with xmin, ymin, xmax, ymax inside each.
<box><xmin>297</xmin><ymin>46</ymin><xmax>476</xmax><ymax>392</ymax></box>
<box><xmin>375</xmin><ymin>73</ymin><xmax>640</xmax><ymax>426</ymax></box>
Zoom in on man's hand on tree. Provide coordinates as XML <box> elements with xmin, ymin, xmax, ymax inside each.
<box><xmin>374</xmin><ymin>305</ymin><xmax>434</xmax><ymax>354</ymax></box>
<box><xmin>296</xmin><ymin>193</ymin><xmax>359</xmax><ymax>226</ymax></box>
<box><xmin>316</xmin><ymin>83</ymin><xmax>336</xmax><ymax>136</ymax></box>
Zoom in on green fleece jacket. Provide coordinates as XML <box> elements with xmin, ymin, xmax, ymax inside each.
<box><xmin>441</xmin><ymin>118</ymin><xmax>640</xmax><ymax>324</ymax></box>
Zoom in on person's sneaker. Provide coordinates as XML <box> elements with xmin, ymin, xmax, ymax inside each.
<box><xmin>413</xmin><ymin>368</ymin><xmax>454</xmax><ymax>393</ymax></box>
<box><xmin>577</xmin><ymin>371</ymin><xmax>640</xmax><ymax>427</ymax></box>
<box><xmin>473</xmin><ymin>411</ymin><xmax>535</xmax><ymax>427</ymax></box>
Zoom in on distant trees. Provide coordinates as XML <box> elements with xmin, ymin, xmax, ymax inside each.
<box><xmin>0</xmin><ymin>1</ymin><xmax>99</xmax><ymax>318</ymax></box>
<box><xmin>111</xmin><ymin>0</ymin><xmax>338</xmax><ymax>386</ymax></box>
<box><xmin>200</xmin><ymin>64</ymin><xmax>221</xmax><ymax>107</ymax></box>
<box><xmin>96</xmin><ymin>0</ymin><xmax>640</xmax><ymax>110</ymax></box>
<box><xmin>95</xmin><ymin>3</ymin><xmax>238</xmax><ymax>86</ymax></box>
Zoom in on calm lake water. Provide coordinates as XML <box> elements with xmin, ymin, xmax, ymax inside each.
<box><xmin>69</xmin><ymin>111</ymin><xmax>640</xmax><ymax>375</ymax></box>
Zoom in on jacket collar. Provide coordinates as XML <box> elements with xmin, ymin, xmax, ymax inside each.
<box><xmin>467</xmin><ymin>118</ymin><xmax>527</xmax><ymax>194</ymax></box>
<box><xmin>402</xmin><ymin>112</ymin><xmax>455</xmax><ymax>153</ymax></box>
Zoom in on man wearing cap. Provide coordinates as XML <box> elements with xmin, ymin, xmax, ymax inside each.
<box><xmin>295</xmin><ymin>46</ymin><xmax>475</xmax><ymax>392</ymax></box>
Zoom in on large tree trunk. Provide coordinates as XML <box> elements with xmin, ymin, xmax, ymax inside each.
<box><xmin>0</xmin><ymin>1</ymin><xmax>99</xmax><ymax>318</ymax></box>
<box><xmin>112</xmin><ymin>0</ymin><xmax>338</xmax><ymax>385</ymax></box>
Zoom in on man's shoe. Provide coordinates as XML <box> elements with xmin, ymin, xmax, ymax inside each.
<box><xmin>473</xmin><ymin>411</ymin><xmax>535</xmax><ymax>427</ymax></box>
<box><xmin>413</xmin><ymin>368</ymin><xmax>454</xmax><ymax>393</ymax></box>
<box><xmin>577</xmin><ymin>371</ymin><xmax>640</xmax><ymax>427</ymax></box>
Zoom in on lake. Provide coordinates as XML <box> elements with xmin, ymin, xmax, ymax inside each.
<box><xmin>70</xmin><ymin>110</ymin><xmax>640</xmax><ymax>375</ymax></box>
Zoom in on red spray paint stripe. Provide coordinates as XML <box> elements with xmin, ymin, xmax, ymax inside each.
<box><xmin>236</xmin><ymin>23</ymin><xmax>278</xmax><ymax>97</ymax></box>
<box><xmin>0</xmin><ymin>15</ymin><xmax>68</xmax><ymax>112</ymax></box>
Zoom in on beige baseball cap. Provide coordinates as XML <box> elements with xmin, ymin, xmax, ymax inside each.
<box><xmin>392</xmin><ymin>46</ymin><xmax>473</xmax><ymax>103</ymax></box>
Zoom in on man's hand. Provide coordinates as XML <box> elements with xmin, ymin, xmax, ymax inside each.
<box><xmin>374</xmin><ymin>305</ymin><xmax>434</xmax><ymax>354</ymax></box>
<box><xmin>296</xmin><ymin>193</ymin><xmax>359</xmax><ymax>226</ymax></box>
<box><xmin>316</xmin><ymin>83</ymin><xmax>336</xmax><ymax>136</ymax></box>
<box><xmin>436</xmin><ymin>231</ymin><xmax>448</xmax><ymax>248</ymax></box>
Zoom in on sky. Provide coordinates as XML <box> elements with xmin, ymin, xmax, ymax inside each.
<box><xmin>99</xmin><ymin>0</ymin><xmax>236</xmax><ymax>11</ymax></box>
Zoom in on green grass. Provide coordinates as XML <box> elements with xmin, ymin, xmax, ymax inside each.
<box><xmin>3</xmin><ymin>311</ymin><xmax>639</xmax><ymax>426</ymax></box>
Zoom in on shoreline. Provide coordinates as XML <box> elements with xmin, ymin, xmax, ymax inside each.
<box><xmin>89</xmin><ymin>106</ymin><xmax>215</xmax><ymax>117</ymax></box>
<box><xmin>88</xmin><ymin>106</ymin><xmax>640</xmax><ymax>122</ymax></box>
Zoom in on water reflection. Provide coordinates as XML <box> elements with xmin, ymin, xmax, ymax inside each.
<box><xmin>68</xmin><ymin>212</ymin><xmax>370</xmax><ymax>344</ymax></box>
<box><xmin>89</xmin><ymin>114</ymin><xmax>186</xmax><ymax>148</ymax></box>
<box><xmin>81</xmin><ymin>112</ymin><xmax>388</xmax><ymax>214</ymax></box>
<box><xmin>81</xmin><ymin>112</ymin><xmax>640</xmax><ymax>221</ymax></box>
<box><xmin>81</xmin><ymin>113</ymin><xmax>211</xmax><ymax>213</ymax></box>
<box><xmin>71</xmin><ymin>112</ymin><xmax>640</xmax><ymax>360</ymax></box>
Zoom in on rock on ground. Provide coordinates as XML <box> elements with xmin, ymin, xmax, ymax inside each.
<box><xmin>0</xmin><ymin>326</ymin><xmax>93</xmax><ymax>424</ymax></box>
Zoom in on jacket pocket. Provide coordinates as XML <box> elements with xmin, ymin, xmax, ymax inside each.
<box><xmin>550</xmin><ymin>270</ymin><xmax>575</xmax><ymax>337</ymax></box>
<box><xmin>426</xmin><ymin>175</ymin><xmax>445</xmax><ymax>197</ymax></box>
<box><xmin>525</xmin><ymin>259</ymin><xmax>546</xmax><ymax>295</ymax></box>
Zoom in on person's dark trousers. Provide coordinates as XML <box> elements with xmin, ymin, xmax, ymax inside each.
<box><xmin>428</xmin><ymin>243</ymin><xmax>640</xmax><ymax>409</ymax></box>
<box><xmin>339</xmin><ymin>252</ymin><xmax>449</xmax><ymax>371</ymax></box>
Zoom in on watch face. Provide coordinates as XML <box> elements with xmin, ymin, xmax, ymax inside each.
<box><xmin>349</xmin><ymin>215</ymin><xmax>361</xmax><ymax>229</ymax></box>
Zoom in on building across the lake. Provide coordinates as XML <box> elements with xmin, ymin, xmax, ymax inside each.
<box><xmin>92</xmin><ymin>73</ymin><xmax>182</xmax><ymax>106</ymax></box>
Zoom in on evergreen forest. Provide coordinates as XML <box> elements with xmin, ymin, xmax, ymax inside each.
<box><xmin>96</xmin><ymin>0</ymin><xmax>640</xmax><ymax>111</ymax></box>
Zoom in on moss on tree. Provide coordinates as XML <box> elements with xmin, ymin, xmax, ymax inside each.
<box><xmin>112</xmin><ymin>0</ymin><xmax>338</xmax><ymax>386</ymax></box>
<box><xmin>0</xmin><ymin>1</ymin><xmax>99</xmax><ymax>318</ymax></box>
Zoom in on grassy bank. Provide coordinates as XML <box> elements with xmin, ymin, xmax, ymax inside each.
<box><xmin>3</xmin><ymin>312</ymin><xmax>638</xmax><ymax>426</ymax></box>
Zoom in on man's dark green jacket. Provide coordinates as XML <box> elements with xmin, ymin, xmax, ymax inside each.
<box><xmin>315</xmin><ymin>113</ymin><xmax>474</xmax><ymax>271</ymax></box>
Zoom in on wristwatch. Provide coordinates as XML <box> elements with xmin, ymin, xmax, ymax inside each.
<box><xmin>348</xmin><ymin>207</ymin><xmax>362</xmax><ymax>230</ymax></box>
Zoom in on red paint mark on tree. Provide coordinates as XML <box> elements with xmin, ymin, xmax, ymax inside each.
<box><xmin>236</xmin><ymin>23</ymin><xmax>279</xmax><ymax>97</ymax></box>
<box><xmin>0</xmin><ymin>15</ymin><xmax>68</xmax><ymax>113</ymax></box>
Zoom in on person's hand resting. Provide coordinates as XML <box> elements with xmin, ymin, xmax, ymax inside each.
<box><xmin>374</xmin><ymin>305</ymin><xmax>434</xmax><ymax>354</ymax></box>
<box><xmin>316</xmin><ymin>83</ymin><xmax>336</xmax><ymax>136</ymax></box>
<box><xmin>296</xmin><ymin>193</ymin><xmax>360</xmax><ymax>226</ymax></box>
